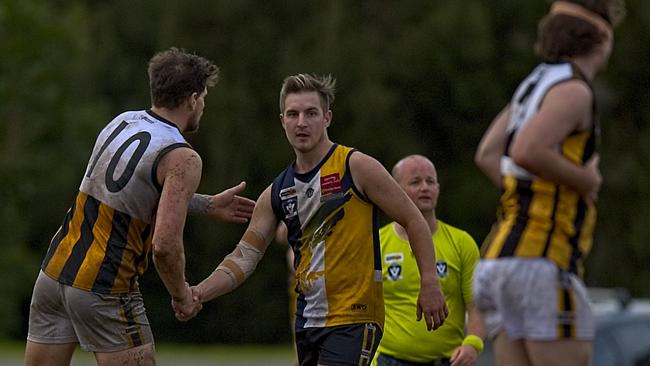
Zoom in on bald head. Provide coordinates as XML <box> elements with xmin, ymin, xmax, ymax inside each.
<box><xmin>392</xmin><ymin>155</ymin><xmax>436</xmax><ymax>181</ymax></box>
<box><xmin>391</xmin><ymin>155</ymin><xmax>439</xmax><ymax>213</ymax></box>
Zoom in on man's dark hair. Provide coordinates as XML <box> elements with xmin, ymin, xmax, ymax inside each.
<box><xmin>534</xmin><ymin>0</ymin><xmax>626</xmax><ymax>61</ymax></box>
<box><xmin>148</xmin><ymin>47</ymin><xmax>220</xmax><ymax>109</ymax></box>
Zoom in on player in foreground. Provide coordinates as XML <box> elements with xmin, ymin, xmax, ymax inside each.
<box><xmin>474</xmin><ymin>1</ymin><xmax>625</xmax><ymax>365</ymax></box>
<box><xmin>178</xmin><ymin>73</ymin><xmax>448</xmax><ymax>366</ymax></box>
<box><xmin>25</xmin><ymin>47</ymin><xmax>254</xmax><ymax>366</ymax></box>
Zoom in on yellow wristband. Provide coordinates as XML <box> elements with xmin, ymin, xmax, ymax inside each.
<box><xmin>462</xmin><ymin>335</ymin><xmax>484</xmax><ymax>354</ymax></box>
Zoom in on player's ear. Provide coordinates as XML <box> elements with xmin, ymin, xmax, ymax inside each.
<box><xmin>324</xmin><ymin>110</ymin><xmax>332</xmax><ymax>127</ymax></box>
<box><xmin>188</xmin><ymin>92</ymin><xmax>199</xmax><ymax>110</ymax></box>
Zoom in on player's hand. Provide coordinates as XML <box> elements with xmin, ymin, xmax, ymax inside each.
<box><xmin>171</xmin><ymin>283</ymin><xmax>202</xmax><ymax>321</ymax></box>
<box><xmin>208</xmin><ymin>181</ymin><xmax>256</xmax><ymax>223</ymax></box>
<box><xmin>450</xmin><ymin>344</ymin><xmax>478</xmax><ymax>366</ymax></box>
<box><xmin>582</xmin><ymin>154</ymin><xmax>601</xmax><ymax>206</ymax></box>
<box><xmin>416</xmin><ymin>275</ymin><xmax>448</xmax><ymax>331</ymax></box>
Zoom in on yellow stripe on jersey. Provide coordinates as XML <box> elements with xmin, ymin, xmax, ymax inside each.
<box><xmin>72</xmin><ymin>202</ymin><xmax>114</xmax><ymax>289</ymax></box>
<box><xmin>42</xmin><ymin>191</ymin><xmax>152</xmax><ymax>294</ymax></box>
<box><xmin>484</xmin><ymin>151</ymin><xmax>596</xmax><ymax>273</ymax></box>
<box><xmin>44</xmin><ymin>192</ymin><xmax>89</xmax><ymax>279</ymax></box>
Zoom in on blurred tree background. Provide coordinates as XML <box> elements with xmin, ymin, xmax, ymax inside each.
<box><xmin>1</xmin><ymin>0</ymin><xmax>648</xmax><ymax>344</ymax></box>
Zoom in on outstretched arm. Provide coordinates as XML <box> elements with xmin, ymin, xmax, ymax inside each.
<box><xmin>188</xmin><ymin>181</ymin><xmax>256</xmax><ymax>223</ymax></box>
<box><xmin>350</xmin><ymin>152</ymin><xmax>447</xmax><ymax>331</ymax></box>
<box><xmin>175</xmin><ymin>185</ymin><xmax>278</xmax><ymax>320</ymax></box>
<box><xmin>152</xmin><ymin>147</ymin><xmax>203</xmax><ymax>321</ymax></box>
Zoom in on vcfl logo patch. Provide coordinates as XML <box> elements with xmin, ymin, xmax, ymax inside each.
<box><xmin>387</xmin><ymin>263</ymin><xmax>402</xmax><ymax>281</ymax></box>
<box><xmin>436</xmin><ymin>261</ymin><xmax>448</xmax><ymax>278</ymax></box>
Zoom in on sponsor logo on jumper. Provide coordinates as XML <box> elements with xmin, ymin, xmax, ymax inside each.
<box><xmin>351</xmin><ymin>303</ymin><xmax>368</xmax><ymax>312</ymax></box>
<box><xmin>321</xmin><ymin>173</ymin><xmax>341</xmax><ymax>195</ymax></box>
<box><xmin>280</xmin><ymin>186</ymin><xmax>297</xmax><ymax>199</ymax></box>
<box><xmin>385</xmin><ymin>253</ymin><xmax>404</xmax><ymax>263</ymax></box>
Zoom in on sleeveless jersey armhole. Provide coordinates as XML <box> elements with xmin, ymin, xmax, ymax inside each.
<box><xmin>151</xmin><ymin>143</ymin><xmax>193</xmax><ymax>192</ymax></box>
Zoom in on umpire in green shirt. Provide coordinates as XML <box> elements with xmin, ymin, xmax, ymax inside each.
<box><xmin>373</xmin><ymin>155</ymin><xmax>486</xmax><ymax>366</ymax></box>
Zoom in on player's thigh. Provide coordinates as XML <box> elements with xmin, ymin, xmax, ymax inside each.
<box><xmin>64</xmin><ymin>286</ymin><xmax>154</xmax><ymax>354</ymax></box>
<box><xmin>24</xmin><ymin>341</ymin><xmax>77</xmax><ymax>366</ymax></box>
<box><xmin>493</xmin><ymin>331</ymin><xmax>531</xmax><ymax>366</ymax></box>
<box><xmin>28</xmin><ymin>271</ymin><xmax>80</xmax><ymax>345</ymax></box>
<box><xmin>526</xmin><ymin>339</ymin><xmax>591</xmax><ymax>366</ymax></box>
<box><xmin>94</xmin><ymin>343</ymin><xmax>155</xmax><ymax>366</ymax></box>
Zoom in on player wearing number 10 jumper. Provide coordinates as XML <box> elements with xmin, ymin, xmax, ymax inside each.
<box><xmin>24</xmin><ymin>47</ymin><xmax>255</xmax><ymax>366</ymax></box>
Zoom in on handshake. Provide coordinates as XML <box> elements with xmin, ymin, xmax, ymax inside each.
<box><xmin>171</xmin><ymin>282</ymin><xmax>203</xmax><ymax>322</ymax></box>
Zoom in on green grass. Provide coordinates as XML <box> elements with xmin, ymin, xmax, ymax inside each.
<box><xmin>1</xmin><ymin>341</ymin><xmax>296</xmax><ymax>365</ymax></box>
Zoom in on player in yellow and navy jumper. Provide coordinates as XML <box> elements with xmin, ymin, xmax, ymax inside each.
<box><xmin>188</xmin><ymin>74</ymin><xmax>448</xmax><ymax>366</ymax></box>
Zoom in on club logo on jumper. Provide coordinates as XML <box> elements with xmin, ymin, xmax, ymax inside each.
<box><xmin>282</xmin><ymin>198</ymin><xmax>298</xmax><ymax>219</ymax></box>
<box><xmin>306</xmin><ymin>188</ymin><xmax>314</xmax><ymax>198</ymax></box>
<box><xmin>320</xmin><ymin>173</ymin><xmax>341</xmax><ymax>196</ymax></box>
<box><xmin>387</xmin><ymin>263</ymin><xmax>402</xmax><ymax>281</ymax></box>
<box><xmin>436</xmin><ymin>261</ymin><xmax>448</xmax><ymax>278</ymax></box>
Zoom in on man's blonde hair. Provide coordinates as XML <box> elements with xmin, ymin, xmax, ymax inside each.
<box><xmin>279</xmin><ymin>74</ymin><xmax>336</xmax><ymax>113</ymax></box>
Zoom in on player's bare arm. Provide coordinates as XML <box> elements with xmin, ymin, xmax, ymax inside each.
<box><xmin>510</xmin><ymin>81</ymin><xmax>601</xmax><ymax>202</ymax></box>
<box><xmin>475</xmin><ymin>105</ymin><xmax>510</xmax><ymax>188</ymax></box>
<box><xmin>349</xmin><ymin>152</ymin><xmax>448</xmax><ymax>330</ymax></box>
<box><xmin>192</xmin><ymin>185</ymin><xmax>278</xmax><ymax>305</ymax></box>
<box><xmin>152</xmin><ymin>147</ymin><xmax>202</xmax><ymax>320</ymax></box>
<box><xmin>188</xmin><ymin>181</ymin><xmax>256</xmax><ymax>223</ymax></box>
<box><xmin>450</xmin><ymin>304</ymin><xmax>486</xmax><ymax>366</ymax></box>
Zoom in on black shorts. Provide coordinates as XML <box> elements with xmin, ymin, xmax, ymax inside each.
<box><xmin>295</xmin><ymin>322</ymin><xmax>382</xmax><ymax>366</ymax></box>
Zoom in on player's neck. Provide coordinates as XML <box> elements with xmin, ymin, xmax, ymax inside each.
<box><xmin>151</xmin><ymin>106</ymin><xmax>188</xmax><ymax>132</ymax></box>
<box><xmin>294</xmin><ymin>140</ymin><xmax>334</xmax><ymax>173</ymax></box>
<box><xmin>571</xmin><ymin>57</ymin><xmax>600</xmax><ymax>81</ymax></box>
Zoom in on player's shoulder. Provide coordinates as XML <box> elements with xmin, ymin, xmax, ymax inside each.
<box><xmin>379</xmin><ymin>222</ymin><xmax>395</xmax><ymax>236</ymax></box>
<box><xmin>159</xmin><ymin>145</ymin><xmax>202</xmax><ymax>173</ymax></box>
<box><xmin>437</xmin><ymin>220</ymin><xmax>475</xmax><ymax>244</ymax></box>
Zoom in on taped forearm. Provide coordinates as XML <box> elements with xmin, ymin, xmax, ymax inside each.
<box><xmin>198</xmin><ymin>230</ymin><xmax>266</xmax><ymax>302</ymax></box>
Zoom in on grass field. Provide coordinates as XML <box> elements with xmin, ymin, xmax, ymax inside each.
<box><xmin>1</xmin><ymin>341</ymin><xmax>296</xmax><ymax>365</ymax></box>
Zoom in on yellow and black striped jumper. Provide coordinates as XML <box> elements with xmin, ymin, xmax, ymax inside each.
<box><xmin>482</xmin><ymin>62</ymin><xmax>598</xmax><ymax>277</ymax></box>
<box><xmin>41</xmin><ymin>110</ymin><xmax>191</xmax><ymax>294</ymax></box>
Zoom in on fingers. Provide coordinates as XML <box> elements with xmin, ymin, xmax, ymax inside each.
<box><xmin>450</xmin><ymin>345</ymin><xmax>478</xmax><ymax>366</ymax></box>
<box><xmin>174</xmin><ymin>301</ymin><xmax>202</xmax><ymax>321</ymax></box>
<box><xmin>418</xmin><ymin>303</ymin><xmax>449</xmax><ymax>331</ymax></box>
<box><xmin>172</xmin><ymin>287</ymin><xmax>203</xmax><ymax>321</ymax></box>
<box><xmin>227</xmin><ymin>181</ymin><xmax>247</xmax><ymax>195</ymax></box>
<box><xmin>236</xmin><ymin>197</ymin><xmax>255</xmax><ymax>212</ymax></box>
